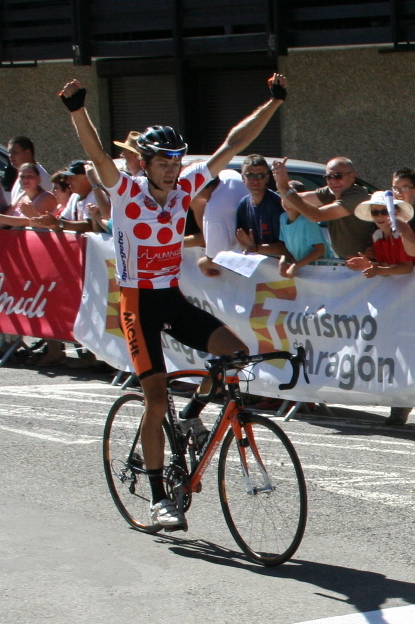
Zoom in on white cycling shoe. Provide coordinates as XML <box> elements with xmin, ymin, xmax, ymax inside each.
<box><xmin>150</xmin><ymin>498</ymin><xmax>186</xmax><ymax>528</ymax></box>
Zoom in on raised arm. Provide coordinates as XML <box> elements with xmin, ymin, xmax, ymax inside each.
<box><xmin>59</xmin><ymin>80</ymin><xmax>119</xmax><ymax>189</ymax></box>
<box><xmin>272</xmin><ymin>158</ymin><xmax>349</xmax><ymax>222</ymax></box>
<box><xmin>207</xmin><ymin>74</ymin><xmax>287</xmax><ymax>179</ymax></box>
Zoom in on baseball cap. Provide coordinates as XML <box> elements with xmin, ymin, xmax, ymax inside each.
<box><xmin>60</xmin><ymin>160</ymin><xmax>88</xmax><ymax>176</ymax></box>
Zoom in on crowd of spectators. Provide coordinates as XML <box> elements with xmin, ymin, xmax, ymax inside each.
<box><xmin>1</xmin><ymin>126</ymin><xmax>415</xmax><ymax>425</ymax></box>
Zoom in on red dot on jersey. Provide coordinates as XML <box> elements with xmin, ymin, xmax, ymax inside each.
<box><xmin>125</xmin><ymin>202</ymin><xmax>141</xmax><ymax>219</ymax></box>
<box><xmin>157</xmin><ymin>227</ymin><xmax>173</xmax><ymax>244</ymax></box>
<box><xmin>182</xmin><ymin>195</ymin><xmax>191</xmax><ymax>212</ymax></box>
<box><xmin>130</xmin><ymin>182</ymin><xmax>140</xmax><ymax>197</ymax></box>
<box><xmin>176</xmin><ymin>217</ymin><xmax>185</xmax><ymax>234</ymax></box>
<box><xmin>118</xmin><ymin>176</ymin><xmax>128</xmax><ymax>196</ymax></box>
<box><xmin>138</xmin><ymin>280</ymin><xmax>154</xmax><ymax>289</ymax></box>
<box><xmin>178</xmin><ymin>178</ymin><xmax>191</xmax><ymax>194</ymax></box>
<box><xmin>170</xmin><ymin>277</ymin><xmax>179</xmax><ymax>287</ymax></box>
<box><xmin>195</xmin><ymin>173</ymin><xmax>206</xmax><ymax>191</ymax></box>
<box><xmin>157</xmin><ymin>212</ymin><xmax>171</xmax><ymax>225</ymax></box>
<box><xmin>133</xmin><ymin>222</ymin><xmax>152</xmax><ymax>239</ymax></box>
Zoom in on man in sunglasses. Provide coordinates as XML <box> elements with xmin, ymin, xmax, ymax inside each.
<box><xmin>59</xmin><ymin>74</ymin><xmax>288</xmax><ymax>529</ymax></box>
<box><xmin>272</xmin><ymin>156</ymin><xmax>374</xmax><ymax>259</ymax></box>
<box><xmin>236</xmin><ymin>153</ymin><xmax>287</xmax><ymax>256</ymax></box>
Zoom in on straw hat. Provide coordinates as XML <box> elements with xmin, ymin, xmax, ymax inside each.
<box><xmin>355</xmin><ymin>190</ymin><xmax>414</xmax><ymax>222</ymax></box>
<box><xmin>113</xmin><ymin>131</ymin><xmax>141</xmax><ymax>155</ymax></box>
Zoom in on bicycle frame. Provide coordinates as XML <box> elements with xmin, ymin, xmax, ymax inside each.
<box><xmin>166</xmin><ymin>369</ymin><xmax>263</xmax><ymax>497</ymax></box>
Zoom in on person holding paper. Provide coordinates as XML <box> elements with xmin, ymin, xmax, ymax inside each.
<box><xmin>184</xmin><ymin>169</ymin><xmax>247</xmax><ymax>277</ymax></box>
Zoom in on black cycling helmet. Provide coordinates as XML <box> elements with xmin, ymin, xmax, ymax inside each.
<box><xmin>136</xmin><ymin>125</ymin><xmax>188</xmax><ymax>159</ymax></box>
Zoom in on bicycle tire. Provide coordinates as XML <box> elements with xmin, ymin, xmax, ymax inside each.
<box><xmin>218</xmin><ymin>413</ymin><xmax>307</xmax><ymax>566</ymax></box>
<box><xmin>103</xmin><ymin>393</ymin><xmax>175</xmax><ymax>533</ymax></box>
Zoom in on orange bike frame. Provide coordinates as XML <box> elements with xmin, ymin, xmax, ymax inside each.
<box><xmin>166</xmin><ymin>370</ymin><xmax>255</xmax><ymax>495</ymax></box>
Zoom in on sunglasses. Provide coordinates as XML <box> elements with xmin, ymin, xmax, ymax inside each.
<box><xmin>243</xmin><ymin>172</ymin><xmax>268</xmax><ymax>180</ymax></box>
<box><xmin>155</xmin><ymin>147</ymin><xmax>187</xmax><ymax>159</ymax></box>
<box><xmin>392</xmin><ymin>185</ymin><xmax>414</xmax><ymax>192</ymax></box>
<box><xmin>323</xmin><ymin>171</ymin><xmax>354</xmax><ymax>181</ymax></box>
<box><xmin>370</xmin><ymin>209</ymin><xmax>389</xmax><ymax>217</ymax></box>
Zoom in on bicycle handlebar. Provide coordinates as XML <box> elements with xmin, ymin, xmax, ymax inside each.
<box><xmin>204</xmin><ymin>345</ymin><xmax>309</xmax><ymax>394</ymax></box>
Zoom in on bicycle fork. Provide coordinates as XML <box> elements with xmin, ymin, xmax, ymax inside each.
<box><xmin>231</xmin><ymin>413</ymin><xmax>273</xmax><ymax>495</ymax></box>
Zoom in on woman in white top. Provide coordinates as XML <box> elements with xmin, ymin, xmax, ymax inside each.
<box><xmin>13</xmin><ymin>163</ymin><xmax>57</xmax><ymax>217</ymax></box>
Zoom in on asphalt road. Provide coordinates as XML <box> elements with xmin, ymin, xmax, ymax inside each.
<box><xmin>1</xmin><ymin>354</ymin><xmax>414</xmax><ymax>624</ymax></box>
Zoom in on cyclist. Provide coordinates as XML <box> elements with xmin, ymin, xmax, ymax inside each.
<box><xmin>59</xmin><ymin>74</ymin><xmax>288</xmax><ymax>528</ymax></box>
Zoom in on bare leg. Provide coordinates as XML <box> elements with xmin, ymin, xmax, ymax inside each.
<box><xmin>139</xmin><ymin>372</ymin><xmax>168</xmax><ymax>471</ymax></box>
<box><xmin>207</xmin><ymin>325</ymin><xmax>249</xmax><ymax>356</ymax></box>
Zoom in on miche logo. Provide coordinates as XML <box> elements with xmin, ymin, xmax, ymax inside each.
<box><xmin>117</xmin><ymin>231</ymin><xmax>128</xmax><ymax>281</ymax></box>
<box><xmin>123</xmin><ymin>311</ymin><xmax>139</xmax><ymax>359</ymax></box>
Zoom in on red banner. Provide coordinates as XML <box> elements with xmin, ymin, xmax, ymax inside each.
<box><xmin>0</xmin><ymin>229</ymin><xmax>85</xmax><ymax>341</ymax></box>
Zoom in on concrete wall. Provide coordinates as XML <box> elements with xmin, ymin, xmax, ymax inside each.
<box><xmin>279</xmin><ymin>47</ymin><xmax>415</xmax><ymax>188</ymax></box>
<box><xmin>1</xmin><ymin>47</ymin><xmax>415</xmax><ymax>188</ymax></box>
<box><xmin>0</xmin><ymin>62</ymin><xmax>103</xmax><ymax>173</ymax></box>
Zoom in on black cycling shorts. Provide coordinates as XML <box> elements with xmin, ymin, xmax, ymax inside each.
<box><xmin>119</xmin><ymin>286</ymin><xmax>224</xmax><ymax>379</ymax></box>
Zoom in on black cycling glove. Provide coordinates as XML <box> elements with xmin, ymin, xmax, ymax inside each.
<box><xmin>268</xmin><ymin>78</ymin><xmax>287</xmax><ymax>101</ymax></box>
<box><xmin>60</xmin><ymin>87</ymin><xmax>87</xmax><ymax>112</ymax></box>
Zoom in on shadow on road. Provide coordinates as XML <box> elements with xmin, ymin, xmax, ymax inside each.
<box><xmin>157</xmin><ymin>535</ymin><xmax>415</xmax><ymax>619</ymax></box>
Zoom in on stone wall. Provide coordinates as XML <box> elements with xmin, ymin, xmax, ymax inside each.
<box><xmin>1</xmin><ymin>47</ymin><xmax>415</xmax><ymax>189</ymax></box>
<box><xmin>0</xmin><ymin>62</ymin><xmax>103</xmax><ymax>173</ymax></box>
<box><xmin>279</xmin><ymin>47</ymin><xmax>415</xmax><ymax>188</ymax></box>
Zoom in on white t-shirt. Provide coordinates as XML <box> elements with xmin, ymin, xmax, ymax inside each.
<box><xmin>107</xmin><ymin>161</ymin><xmax>212</xmax><ymax>289</ymax></box>
<box><xmin>11</xmin><ymin>162</ymin><xmax>51</xmax><ymax>206</ymax></box>
<box><xmin>203</xmin><ymin>169</ymin><xmax>247</xmax><ymax>259</ymax></box>
<box><xmin>60</xmin><ymin>190</ymin><xmax>95</xmax><ymax>220</ymax></box>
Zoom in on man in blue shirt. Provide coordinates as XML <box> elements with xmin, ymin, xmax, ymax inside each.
<box><xmin>236</xmin><ymin>154</ymin><xmax>287</xmax><ymax>256</ymax></box>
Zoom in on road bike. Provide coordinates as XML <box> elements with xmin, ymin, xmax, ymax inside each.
<box><xmin>103</xmin><ymin>346</ymin><xmax>309</xmax><ymax>567</ymax></box>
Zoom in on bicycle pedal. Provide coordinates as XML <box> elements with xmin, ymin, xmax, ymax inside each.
<box><xmin>163</xmin><ymin>522</ymin><xmax>188</xmax><ymax>533</ymax></box>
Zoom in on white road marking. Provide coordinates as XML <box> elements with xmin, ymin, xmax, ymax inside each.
<box><xmin>0</xmin><ymin>424</ymin><xmax>101</xmax><ymax>444</ymax></box>
<box><xmin>294</xmin><ymin>603</ymin><xmax>415</xmax><ymax>624</ymax></box>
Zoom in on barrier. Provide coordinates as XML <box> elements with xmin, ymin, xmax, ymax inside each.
<box><xmin>0</xmin><ymin>229</ymin><xmax>85</xmax><ymax>341</ymax></box>
<box><xmin>1</xmin><ymin>229</ymin><xmax>414</xmax><ymax>407</ymax></box>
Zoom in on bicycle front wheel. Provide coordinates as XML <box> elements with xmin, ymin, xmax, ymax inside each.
<box><xmin>218</xmin><ymin>413</ymin><xmax>307</xmax><ymax>566</ymax></box>
<box><xmin>103</xmin><ymin>393</ymin><xmax>174</xmax><ymax>533</ymax></box>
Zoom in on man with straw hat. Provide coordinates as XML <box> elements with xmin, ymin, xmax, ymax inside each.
<box><xmin>113</xmin><ymin>131</ymin><xmax>143</xmax><ymax>177</ymax></box>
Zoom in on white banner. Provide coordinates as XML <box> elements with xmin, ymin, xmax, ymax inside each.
<box><xmin>75</xmin><ymin>234</ymin><xmax>415</xmax><ymax>407</ymax></box>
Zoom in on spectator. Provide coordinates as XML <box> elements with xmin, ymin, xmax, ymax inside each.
<box><xmin>7</xmin><ymin>136</ymin><xmax>51</xmax><ymax>209</ymax></box>
<box><xmin>346</xmin><ymin>191</ymin><xmax>414</xmax><ymax>277</ymax></box>
<box><xmin>346</xmin><ymin>190</ymin><xmax>414</xmax><ymax>427</ymax></box>
<box><xmin>236</xmin><ymin>154</ymin><xmax>287</xmax><ymax>257</ymax></box>
<box><xmin>51</xmin><ymin>171</ymin><xmax>72</xmax><ymax>216</ymax></box>
<box><xmin>11</xmin><ymin>163</ymin><xmax>57</xmax><ymax>218</ymax></box>
<box><xmin>32</xmin><ymin>160</ymin><xmax>98</xmax><ymax>233</ymax></box>
<box><xmin>272</xmin><ymin>156</ymin><xmax>374</xmax><ymax>258</ymax></box>
<box><xmin>279</xmin><ymin>180</ymin><xmax>334</xmax><ymax>278</ymax></box>
<box><xmin>185</xmin><ymin>169</ymin><xmax>247</xmax><ymax>276</ymax></box>
<box><xmin>113</xmin><ymin>131</ymin><xmax>143</xmax><ymax>177</ymax></box>
<box><xmin>391</xmin><ymin>168</ymin><xmax>415</xmax><ymax>232</ymax></box>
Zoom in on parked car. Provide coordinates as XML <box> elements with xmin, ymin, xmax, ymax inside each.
<box><xmin>181</xmin><ymin>155</ymin><xmax>378</xmax><ymax>193</ymax></box>
<box><xmin>0</xmin><ymin>143</ymin><xmax>10</xmax><ymax>176</ymax></box>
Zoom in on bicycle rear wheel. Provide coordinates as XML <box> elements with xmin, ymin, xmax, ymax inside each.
<box><xmin>103</xmin><ymin>393</ymin><xmax>174</xmax><ymax>533</ymax></box>
<box><xmin>218</xmin><ymin>413</ymin><xmax>307</xmax><ymax>566</ymax></box>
